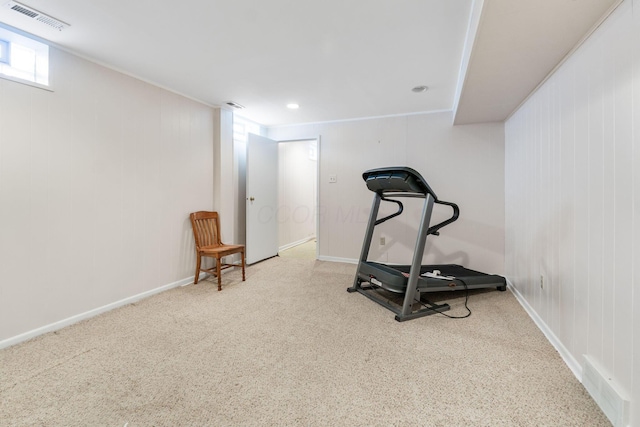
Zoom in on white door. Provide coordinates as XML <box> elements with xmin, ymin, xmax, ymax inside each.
<box><xmin>246</xmin><ymin>133</ymin><xmax>279</xmax><ymax>264</ymax></box>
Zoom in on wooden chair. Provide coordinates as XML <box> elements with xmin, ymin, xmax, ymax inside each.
<box><xmin>190</xmin><ymin>211</ymin><xmax>246</xmax><ymax>291</ymax></box>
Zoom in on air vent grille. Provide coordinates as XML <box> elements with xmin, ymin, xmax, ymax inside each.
<box><xmin>6</xmin><ymin>1</ymin><xmax>70</xmax><ymax>31</ymax></box>
<box><xmin>11</xmin><ymin>4</ymin><xmax>37</xmax><ymax>18</ymax></box>
<box><xmin>36</xmin><ymin>15</ymin><xmax>65</xmax><ymax>30</ymax></box>
<box><xmin>226</xmin><ymin>102</ymin><xmax>245</xmax><ymax>110</ymax></box>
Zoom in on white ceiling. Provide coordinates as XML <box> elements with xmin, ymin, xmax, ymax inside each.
<box><xmin>0</xmin><ymin>0</ymin><xmax>622</xmax><ymax>127</ymax></box>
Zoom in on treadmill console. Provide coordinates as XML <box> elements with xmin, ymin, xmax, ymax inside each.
<box><xmin>362</xmin><ymin>166</ymin><xmax>437</xmax><ymax>198</ymax></box>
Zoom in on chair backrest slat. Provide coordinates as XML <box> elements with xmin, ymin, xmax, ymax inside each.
<box><xmin>190</xmin><ymin>211</ymin><xmax>222</xmax><ymax>249</ymax></box>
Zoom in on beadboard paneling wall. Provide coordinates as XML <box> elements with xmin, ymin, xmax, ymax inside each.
<box><xmin>0</xmin><ymin>47</ymin><xmax>215</xmax><ymax>344</ymax></box>
<box><xmin>505</xmin><ymin>0</ymin><xmax>638</xmax><ymax>424</ymax></box>
<box><xmin>268</xmin><ymin>112</ymin><xmax>505</xmax><ymax>274</ymax></box>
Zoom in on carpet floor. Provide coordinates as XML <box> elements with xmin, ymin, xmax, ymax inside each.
<box><xmin>0</xmin><ymin>257</ymin><xmax>610</xmax><ymax>426</ymax></box>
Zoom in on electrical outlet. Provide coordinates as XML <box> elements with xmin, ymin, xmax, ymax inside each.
<box><xmin>329</xmin><ymin>175</ymin><xmax>337</xmax><ymax>183</ymax></box>
<box><xmin>380</xmin><ymin>236</ymin><xmax>385</xmax><ymax>245</ymax></box>
<box><xmin>540</xmin><ymin>275</ymin><xmax>544</xmax><ymax>289</ymax></box>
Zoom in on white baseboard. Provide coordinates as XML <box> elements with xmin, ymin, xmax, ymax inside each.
<box><xmin>582</xmin><ymin>355</ymin><xmax>630</xmax><ymax>427</ymax></box>
<box><xmin>505</xmin><ymin>278</ymin><xmax>582</xmax><ymax>380</ymax></box>
<box><xmin>317</xmin><ymin>255</ymin><xmax>358</xmax><ymax>264</ymax></box>
<box><xmin>0</xmin><ymin>273</ymin><xmax>206</xmax><ymax>350</ymax></box>
<box><xmin>504</xmin><ymin>280</ymin><xmax>631</xmax><ymax>426</ymax></box>
<box><xmin>279</xmin><ymin>236</ymin><xmax>316</xmax><ymax>252</ymax></box>
<box><xmin>506</xmin><ymin>280</ymin><xmax>630</xmax><ymax>425</ymax></box>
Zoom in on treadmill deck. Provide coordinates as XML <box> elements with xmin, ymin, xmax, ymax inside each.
<box><xmin>357</xmin><ymin>261</ymin><xmax>507</xmax><ymax>294</ymax></box>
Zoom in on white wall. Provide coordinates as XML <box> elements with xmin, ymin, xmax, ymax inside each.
<box><xmin>268</xmin><ymin>111</ymin><xmax>505</xmax><ymax>274</ymax></box>
<box><xmin>0</xmin><ymin>47</ymin><xmax>215</xmax><ymax>345</ymax></box>
<box><xmin>505</xmin><ymin>1</ymin><xmax>638</xmax><ymax>425</ymax></box>
<box><xmin>278</xmin><ymin>140</ymin><xmax>317</xmax><ymax>250</ymax></box>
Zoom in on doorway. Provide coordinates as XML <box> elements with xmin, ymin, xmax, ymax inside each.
<box><xmin>277</xmin><ymin>139</ymin><xmax>318</xmax><ymax>259</ymax></box>
<box><xmin>233</xmin><ymin>114</ymin><xmax>319</xmax><ymax>263</ymax></box>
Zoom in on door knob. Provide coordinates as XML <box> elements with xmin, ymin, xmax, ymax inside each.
<box><xmin>249</xmin><ymin>197</ymin><xmax>255</xmax><ymax>202</ymax></box>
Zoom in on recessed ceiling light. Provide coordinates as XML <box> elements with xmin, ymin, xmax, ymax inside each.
<box><xmin>412</xmin><ymin>86</ymin><xmax>429</xmax><ymax>93</ymax></box>
<box><xmin>287</xmin><ymin>103</ymin><xmax>299</xmax><ymax>109</ymax></box>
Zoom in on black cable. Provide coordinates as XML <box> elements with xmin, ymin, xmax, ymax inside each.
<box><xmin>368</xmin><ymin>277</ymin><xmax>472</xmax><ymax>319</ymax></box>
<box><xmin>417</xmin><ymin>278</ymin><xmax>471</xmax><ymax>319</ymax></box>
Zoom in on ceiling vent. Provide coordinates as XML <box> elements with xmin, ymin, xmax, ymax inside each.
<box><xmin>226</xmin><ymin>101</ymin><xmax>245</xmax><ymax>110</ymax></box>
<box><xmin>6</xmin><ymin>1</ymin><xmax>70</xmax><ymax>31</ymax></box>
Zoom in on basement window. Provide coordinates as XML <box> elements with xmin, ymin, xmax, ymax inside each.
<box><xmin>0</xmin><ymin>25</ymin><xmax>49</xmax><ymax>86</ymax></box>
<box><xmin>233</xmin><ymin>117</ymin><xmax>261</xmax><ymax>144</ymax></box>
<box><xmin>0</xmin><ymin>39</ymin><xmax>8</xmax><ymax>64</ymax></box>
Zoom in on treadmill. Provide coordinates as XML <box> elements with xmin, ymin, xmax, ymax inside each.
<box><xmin>347</xmin><ymin>166</ymin><xmax>506</xmax><ymax>322</ymax></box>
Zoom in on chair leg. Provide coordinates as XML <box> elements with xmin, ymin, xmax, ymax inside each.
<box><xmin>194</xmin><ymin>254</ymin><xmax>201</xmax><ymax>284</ymax></box>
<box><xmin>216</xmin><ymin>256</ymin><xmax>222</xmax><ymax>291</ymax></box>
<box><xmin>241</xmin><ymin>250</ymin><xmax>246</xmax><ymax>281</ymax></box>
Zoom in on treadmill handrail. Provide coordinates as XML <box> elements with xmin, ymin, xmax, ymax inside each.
<box><xmin>362</xmin><ymin>166</ymin><xmax>460</xmax><ymax>235</ymax></box>
<box><xmin>427</xmin><ymin>200</ymin><xmax>459</xmax><ymax>236</ymax></box>
<box><xmin>375</xmin><ymin>196</ymin><xmax>459</xmax><ymax>234</ymax></box>
<box><xmin>375</xmin><ymin>197</ymin><xmax>404</xmax><ymax>225</ymax></box>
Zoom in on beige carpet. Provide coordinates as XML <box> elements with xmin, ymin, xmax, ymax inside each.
<box><xmin>279</xmin><ymin>239</ymin><xmax>317</xmax><ymax>260</ymax></box>
<box><xmin>0</xmin><ymin>257</ymin><xmax>610</xmax><ymax>426</ymax></box>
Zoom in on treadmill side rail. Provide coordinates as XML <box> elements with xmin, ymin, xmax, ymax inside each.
<box><xmin>348</xmin><ymin>194</ymin><xmax>381</xmax><ymax>292</ymax></box>
<box><xmin>399</xmin><ymin>192</ymin><xmax>435</xmax><ymax>317</ymax></box>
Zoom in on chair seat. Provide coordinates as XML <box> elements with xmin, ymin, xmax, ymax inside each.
<box><xmin>199</xmin><ymin>244</ymin><xmax>245</xmax><ymax>256</ymax></box>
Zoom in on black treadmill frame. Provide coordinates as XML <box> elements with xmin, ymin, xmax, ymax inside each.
<box><xmin>347</xmin><ymin>167</ymin><xmax>506</xmax><ymax>322</ymax></box>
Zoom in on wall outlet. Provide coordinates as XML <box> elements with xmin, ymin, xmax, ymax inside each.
<box><xmin>329</xmin><ymin>175</ymin><xmax>337</xmax><ymax>183</ymax></box>
<box><xmin>540</xmin><ymin>274</ymin><xmax>544</xmax><ymax>289</ymax></box>
<box><xmin>380</xmin><ymin>236</ymin><xmax>385</xmax><ymax>245</ymax></box>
